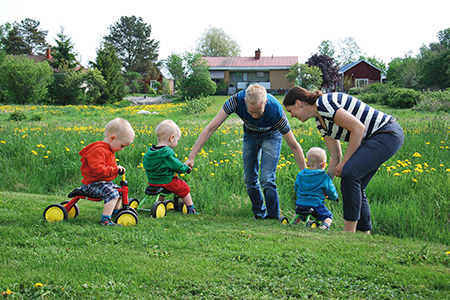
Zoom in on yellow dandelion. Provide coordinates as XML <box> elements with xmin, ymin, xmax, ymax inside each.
<box><xmin>44</xmin><ymin>156</ymin><xmax>48</xmax><ymax>159</ymax></box>
<box><xmin>394</xmin><ymin>173</ymin><xmax>401</xmax><ymax>176</ymax></box>
<box><xmin>211</xmin><ymin>173</ymin><xmax>215</xmax><ymax>176</ymax></box>
<box><xmin>446</xmin><ymin>169</ymin><xmax>450</xmax><ymax>172</ymax></box>
<box><xmin>35</xmin><ymin>283</ymin><xmax>43</xmax><ymax>288</ymax></box>
<box><xmin>31</xmin><ymin>150</ymin><xmax>37</xmax><ymax>155</ymax></box>
<box><xmin>446</xmin><ymin>251</ymin><xmax>450</xmax><ymax>255</ymax></box>
<box><xmin>412</xmin><ymin>178</ymin><xmax>418</xmax><ymax>183</ymax></box>
<box><xmin>141</xmin><ymin>153</ymin><xmax>145</xmax><ymax>156</ymax></box>
<box><xmin>413</xmin><ymin>152</ymin><xmax>421</xmax><ymax>158</ymax></box>
<box><xmin>80</xmin><ymin>141</ymin><xmax>84</xmax><ymax>144</ymax></box>
<box><xmin>0</xmin><ymin>141</ymin><xmax>5</xmax><ymax>144</ymax></box>
<box><xmin>65</xmin><ymin>147</ymin><xmax>70</xmax><ymax>151</ymax></box>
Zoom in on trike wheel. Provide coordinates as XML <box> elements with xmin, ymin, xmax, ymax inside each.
<box><xmin>60</xmin><ymin>201</ymin><xmax>79</xmax><ymax>219</ymax></box>
<box><xmin>43</xmin><ymin>204</ymin><xmax>68</xmax><ymax>222</ymax></box>
<box><xmin>115</xmin><ymin>210</ymin><xmax>138</xmax><ymax>226</ymax></box>
<box><xmin>278</xmin><ymin>216</ymin><xmax>289</xmax><ymax>225</ymax></box>
<box><xmin>129</xmin><ymin>198</ymin><xmax>139</xmax><ymax>210</ymax></box>
<box><xmin>306</xmin><ymin>220</ymin><xmax>318</xmax><ymax>228</ymax></box>
<box><xmin>163</xmin><ymin>200</ymin><xmax>175</xmax><ymax>210</ymax></box>
<box><xmin>151</xmin><ymin>201</ymin><xmax>167</xmax><ymax>218</ymax></box>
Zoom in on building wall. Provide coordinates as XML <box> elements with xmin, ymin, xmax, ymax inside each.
<box><xmin>270</xmin><ymin>70</ymin><xmax>294</xmax><ymax>91</ymax></box>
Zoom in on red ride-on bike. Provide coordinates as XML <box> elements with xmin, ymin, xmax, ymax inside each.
<box><xmin>43</xmin><ymin>171</ymin><xmax>138</xmax><ymax>226</ymax></box>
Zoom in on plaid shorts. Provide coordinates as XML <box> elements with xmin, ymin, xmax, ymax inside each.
<box><xmin>81</xmin><ymin>181</ymin><xmax>120</xmax><ymax>203</ymax></box>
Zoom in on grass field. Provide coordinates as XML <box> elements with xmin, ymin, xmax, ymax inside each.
<box><xmin>0</xmin><ymin>96</ymin><xmax>449</xmax><ymax>299</ymax></box>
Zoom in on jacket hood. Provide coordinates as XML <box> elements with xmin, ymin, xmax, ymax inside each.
<box><xmin>297</xmin><ymin>169</ymin><xmax>329</xmax><ymax>191</ymax></box>
<box><xmin>79</xmin><ymin>141</ymin><xmax>110</xmax><ymax>157</ymax></box>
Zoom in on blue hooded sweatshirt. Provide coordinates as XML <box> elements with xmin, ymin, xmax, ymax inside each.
<box><xmin>294</xmin><ymin>169</ymin><xmax>338</xmax><ymax>207</ymax></box>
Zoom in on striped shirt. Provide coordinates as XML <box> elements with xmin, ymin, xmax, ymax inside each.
<box><xmin>316</xmin><ymin>93</ymin><xmax>393</xmax><ymax>142</ymax></box>
<box><xmin>223</xmin><ymin>90</ymin><xmax>291</xmax><ymax>135</ymax></box>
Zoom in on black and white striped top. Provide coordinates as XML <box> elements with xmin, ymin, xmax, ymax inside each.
<box><xmin>316</xmin><ymin>93</ymin><xmax>393</xmax><ymax>142</ymax></box>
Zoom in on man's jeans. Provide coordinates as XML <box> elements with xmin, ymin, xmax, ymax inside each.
<box><xmin>243</xmin><ymin>130</ymin><xmax>282</xmax><ymax>219</ymax></box>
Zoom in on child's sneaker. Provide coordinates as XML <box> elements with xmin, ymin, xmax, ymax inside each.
<box><xmin>187</xmin><ymin>207</ymin><xmax>198</xmax><ymax>214</ymax></box>
<box><xmin>319</xmin><ymin>223</ymin><xmax>330</xmax><ymax>230</ymax></box>
<box><xmin>99</xmin><ymin>218</ymin><xmax>123</xmax><ymax>226</ymax></box>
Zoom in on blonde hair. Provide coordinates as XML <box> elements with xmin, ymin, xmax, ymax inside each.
<box><xmin>155</xmin><ymin>119</ymin><xmax>181</xmax><ymax>141</ymax></box>
<box><xmin>104</xmin><ymin>118</ymin><xmax>135</xmax><ymax>143</ymax></box>
<box><xmin>306</xmin><ymin>147</ymin><xmax>327</xmax><ymax>170</ymax></box>
<box><xmin>245</xmin><ymin>84</ymin><xmax>267</xmax><ymax>105</ymax></box>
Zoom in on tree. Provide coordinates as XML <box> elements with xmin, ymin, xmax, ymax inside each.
<box><xmin>195</xmin><ymin>26</ymin><xmax>241</xmax><ymax>57</ymax></box>
<box><xmin>337</xmin><ymin>36</ymin><xmax>362</xmax><ymax>65</ymax></box>
<box><xmin>49</xmin><ymin>26</ymin><xmax>78</xmax><ymax>71</ymax></box>
<box><xmin>306</xmin><ymin>54</ymin><xmax>339</xmax><ymax>91</ymax></box>
<box><xmin>317</xmin><ymin>40</ymin><xmax>335</xmax><ymax>58</ymax></box>
<box><xmin>286</xmin><ymin>62</ymin><xmax>323</xmax><ymax>90</ymax></box>
<box><xmin>0</xmin><ymin>22</ymin><xmax>12</xmax><ymax>51</ymax></box>
<box><xmin>437</xmin><ymin>27</ymin><xmax>450</xmax><ymax>49</ymax></box>
<box><xmin>387</xmin><ymin>54</ymin><xmax>420</xmax><ymax>89</ymax></box>
<box><xmin>104</xmin><ymin>15</ymin><xmax>160</xmax><ymax>77</ymax></box>
<box><xmin>165</xmin><ymin>52</ymin><xmax>216</xmax><ymax>99</ymax></box>
<box><xmin>48</xmin><ymin>70</ymin><xmax>84</xmax><ymax>105</ymax></box>
<box><xmin>90</xmin><ymin>45</ymin><xmax>126</xmax><ymax>104</ymax></box>
<box><xmin>0</xmin><ymin>55</ymin><xmax>53</xmax><ymax>104</ymax></box>
<box><xmin>82</xmin><ymin>68</ymin><xmax>107</xmax><ymax>105</ymax></box>
<box><xmin>2</xmin><ymin>19</ymin><xmax>48</xmax><ymax>55</ymax></box>
<box><xmin>123</xmin><ymin>71</ymin><xmax>144</xmax><ymax>94</ymax></box>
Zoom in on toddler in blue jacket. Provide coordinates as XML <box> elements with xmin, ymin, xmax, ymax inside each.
<box><xmin>295</xmin><ymin>147</ymin><xmax>338</xmax><ymax>229</ymax></box>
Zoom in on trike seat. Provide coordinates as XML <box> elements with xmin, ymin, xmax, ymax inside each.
<box><xmin>145</xmin><ymin>185</ymin><xmax>171</xmax><ymax>196</ymax></box>
<box><xmin>295</xmin><ymin>206</ymin><xmax>318</xmax><ymax>218</ymax></box>
<box><xmin>67</xmin><ymin>188</ymin><xmax>91</xmax><ymax>198</ymax></box>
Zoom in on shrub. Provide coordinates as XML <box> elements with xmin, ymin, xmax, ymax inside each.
<box><xmin>30</xmin><ymin>114</ymin><xmax>43</xmax><ymax>121</ymax></box>
<box><xmin>8</xmin><ymin>111</ymin><xmax>26</xmax><ymax>121</ymax></box>
<box><xmin>385</xmin><ymin>88</ymin><xmax>422</xmax><ymax>108</ymax></box>
<box><xmin>182</xmin><ymin>96</ymin><xmax>212</xmax><ymax>115</ymax></box>
<box><xmin>147</xmin><ymin>88</ymin><xmax>157</xmax><ymax>96</ymax></box>
<box><xmin>413</xmin><ymin>88</ymin><xmax>450</xmax><ymax>112</ymax></box>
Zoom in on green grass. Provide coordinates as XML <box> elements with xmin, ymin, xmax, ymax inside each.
<box><xmin>1</xmin><ymin>97</ymin><xmax>450</xmax><ymax>298</ymax></box>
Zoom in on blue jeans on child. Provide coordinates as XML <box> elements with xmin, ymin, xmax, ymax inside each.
<box><xmin>341</xmin><ymin>121</ymin><xmax>404</xmax><ymax>231</ymax></box>
<box><xmin>243</xmin><ymin>130</ymin><xmax>282</xmax><ymax>219</ymax></box>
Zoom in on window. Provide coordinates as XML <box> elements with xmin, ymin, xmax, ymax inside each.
<box><xmin>355</xmin><ymin>79</ymin><xmax>369</xmax><ymax>88</ymax></box>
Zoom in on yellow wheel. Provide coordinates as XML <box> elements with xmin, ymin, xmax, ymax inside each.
<box><xmin>43</xmin><ymin>204</ymin><xmax>68</xmax><ymax>222</ymax></box>
<box><xmin>151</xmin><ymin>201</ymin><xmax>167</xmax><ymax>218</ymax></box>
<box><xmin>181</xmin><ymin>203</ymin><xmax>187</xmax><ymax>214</ymax></box>
<box><xmin>129</xmin><ymin>198</ymin><xmax>139</xmax><ymax>210</ymax></box>
<box><xmin>115</xmin><ymin>210</ymin><xmax>138</xmax><ymax>226</ymax></box>
<box><xmin>60</xmin><ymin>201</ymin><xmax>79</xmax><ymax>219</ymax></box>
<box><xmin>163</xmin><ymin>200</ymin><xmax>174</xmax><ymax>210</ymax></box>
<box><xmin>278</xmin><ymin>216</ymin><xmax>289</xmax><ymax>225</ymax></box>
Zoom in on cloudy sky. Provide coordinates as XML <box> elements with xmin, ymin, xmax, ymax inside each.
<box><xmin>1</xmin><ymin>0</ymin><xmax>449</xmax><ymax>67</ymax></box>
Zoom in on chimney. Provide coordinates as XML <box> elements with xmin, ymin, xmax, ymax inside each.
<box><xmin>255</xmin><ymin>48</ymin><xmax>261</xmax><ymax>60</ymax></box>
<box><xmin>46</xmin><ymin>48</ymin><xmax>52</xmax><ymax>60</ymax></box>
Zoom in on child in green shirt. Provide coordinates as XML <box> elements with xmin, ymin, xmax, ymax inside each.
<box><xmin>143</xmin><ymin>120</ymin><xmax>197</xmax><ymax>214</ymax></box>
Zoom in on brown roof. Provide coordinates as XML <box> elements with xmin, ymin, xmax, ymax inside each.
<box><xmin>203</xmin><ymin>56</ymin><xmax>297</xmax><ymax>69</ymax></box>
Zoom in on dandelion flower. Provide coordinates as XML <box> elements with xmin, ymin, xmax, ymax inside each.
<box><xmin>211</xmin><ymin>173</ymin><xmax>215</xmax><ymax>176</ymax></box>
<box><xmin>413</xmin><ymin>152</ymin><xmax>421</xmax><ymax>158</ymax></box>
<box><xmin>31</xmin><ymin>150</ymin><xmax>37</xmax><ymax>155</ymax></box>
<box><xmin>0</xmin><ymin>141</ymin><xmax>5</xmax><ymax>144</ymax></box>
<box><xmin>35</xmin><ymin>283</ymin><xmax>43</xmax><ymax>288</ymax></box>
<box><xmin>446</xmin><ymin>251</ymin><xmax>450</xmax><ymax>255</ymax></box>
<box><xmin>412</xmin><ymin>178</ymin><xmax>418</xmax><ymax>183</ymax></box>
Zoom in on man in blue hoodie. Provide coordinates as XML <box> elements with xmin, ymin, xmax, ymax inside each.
<box><xmin>295</xmin><ymin>147</ymin><xmax>339</xmax><ymax>230</ymax></box>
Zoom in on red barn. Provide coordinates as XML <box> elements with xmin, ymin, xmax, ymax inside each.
<box><xmin>337</xmin><ymin>59</ymin><xmax>382</xmax><ymax>92</ymax></box>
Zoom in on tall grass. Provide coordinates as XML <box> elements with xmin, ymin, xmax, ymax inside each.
<box><xmin>0</xmin><ymin>99</ymin><xmax>449</xmax><ymax>244</ymax></box>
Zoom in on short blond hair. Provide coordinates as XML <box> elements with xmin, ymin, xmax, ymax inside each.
<box><xmin>306</xmin><ymin>147</ymin><xmax>327</xmax><ymax>169</ymax></box>
<box><xmin>155</xmin><ymin>119</ymin><xmax>181</xmax><ymax>141</ymax></box>
<box><xmin>104</xmin><ymin>118</ymin><xmax>135</xmax><ymax>143</ymax></box>
<box><xmin>245</xmin><ymin>84</ymin><xmax>267</xmax><ymax>105</ymax></box>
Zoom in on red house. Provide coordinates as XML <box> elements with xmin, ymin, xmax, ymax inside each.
<box><xmin>337</xmin><ymin>59</ymin><xmax>382</xmax><ymax>92</ymax></box>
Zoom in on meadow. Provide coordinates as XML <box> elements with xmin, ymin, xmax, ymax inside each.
<box><xmin>0</xmin><ymin>96</ymin><xmax>449</xmax><ymax>299</ymax></box>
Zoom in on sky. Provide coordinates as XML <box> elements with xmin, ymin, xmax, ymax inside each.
<box><xmin>1</xmin><ymin>0</ymin><xmax>449</xmax><ymax>67</ymax></box>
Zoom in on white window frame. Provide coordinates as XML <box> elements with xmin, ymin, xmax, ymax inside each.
<box><xmin>355</xmin><ymin>78</ymin><xmax>369</xmax><ymax>88</ymax></box>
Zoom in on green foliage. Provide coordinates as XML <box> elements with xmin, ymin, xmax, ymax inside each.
<box><xmin>48</xmin><ymin>71</ymin><xmax>84</xmax><ymax>105</ymax></box>
<box><xmin>146</xmin><ymin>86</ymin><xmax>157</xmax><ymax>96</ymax></box>
<box><xmin>165</xmin><ymin>52</ymin><xmax>216</xmax><ymax>99</ymax></box>
<box><xmin>286</xmin><ymin>62</ymin><xmax>323</xmax><ymax>90</ymax></box>
<box><xmin>82</xmin><ymin>68</ymin><xmax>107</xmax><ymax>105</ymax></box>
<box><xmin>90</xmin><ymin>45</ymin><xmax>126</xmax><ymax>104</ymax></box>
<box><xmin>30</xmin><ymin>114</ymin><xmax>43</xmax><ymax>121</ymax></box>
<box><xmin>0</xmin><ymin>55</ymin><xmax>53</xmax><ymax>104</ymax></box>
<box><xmin>124</xmin><ymin>71</ymin><xmax>143</xmax><ymax>94</ymax></box>
<box><xmin>104</xmin><ymin>15</ymin><xmax>160</xmax><ymax>77</ymax></box>
<box><xmin>8</xmin><ymin>111</ymin><xmax>26</xmax><ymax>121</ymax></box>
<box><xmin>182</xmin><ymin>96</ymin><xmax>212</xmax><ymax>115</ymax></box>
<box><xmin>2</xmin><ymin>19</ymin><xmax>48</xmax><ymax>55</ymax></box>
<box><xmin>49</xmin><ymin>26</ymin><xmax>78</xmax><ymax>71</ymax></box>
<box><xmin>195</xmin><ymin>26</ymin><xmax>241</xmax><ymax>57</ymax></box>
<box><xmin>382</xmin><ymin>88</ymin><xmax>422</xmax><ymax>108</ymax></box>
<box><xmin>414</xmin><ymin>88</ymin><xmax>450</xmax><ymax>112</ymax></box>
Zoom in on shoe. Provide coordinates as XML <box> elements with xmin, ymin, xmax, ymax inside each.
<box><xmin>319</xmin><ymin>224</ymin><xmax>329</xmax><ymax>230</ymax></box>
<box><xmin>253</xmin><ymin>215</ymin><xmax>264</xmax><ymax>220</ymax></box>
<box><xmin>187</xmin><ymin>208</ymin><xmax>198</xmax><ymax>214</ymax></box>
<box><xmin>99</xmin><ymin>218</ymin><xmax>123</xmax><ymax>226</ymax></box>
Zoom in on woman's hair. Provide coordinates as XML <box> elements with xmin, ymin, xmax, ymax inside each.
<box><xmin>155</xmin><ymin>119</ymin><xmax>181</xmax><ymax>141</ymax></box>
<box><xmin>104</xmin><ymin>118</ymin><xmax>135</xmax><ymax>143</ymax></box>
<box><xmin>282</xmin><ymin>87</ymin><xmax>323</xmax><ymax>106</ymax></box>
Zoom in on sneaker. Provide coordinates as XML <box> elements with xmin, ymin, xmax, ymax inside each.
<box><xmin>319</xmin><ymin>224</ymin><xmax>329</xmax><ymax>230</ymax></box>
<box><xmin>99</xmin><ymin>218</ymin><xmax>123</xmax><ymax>226</ymax></box>
<box><xmin>187</xmin><ymin>208</ymin><xmax>198</xmax><ymax>214</ymax></box>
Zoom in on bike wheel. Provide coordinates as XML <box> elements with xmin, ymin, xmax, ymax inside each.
<box><xmin>163</xmin><ymin>200</ymin><xmax>174</xmax><ymax>210</ymax></box>
<box><xmin>43</xmin><ymin>204</ymin><xmax>68</xmax><ymax>222</ymax></box>
<box><xmin>278</xmin><ymin>216</ymin><xmax>289</xmax><ymax>225</ymax></box>
<box><xmin>129</xmin><ymin>198</ymin><xmax>139</xmax><ymax>210</ymax></box>
<box><xmin>115</xmin><ymin>210</ymin><xmax>138</xmax><ymax>226</ymax></box>
<box><xmin>60</xmin><ymin>201</ymin><xmax>79</xmax><ymax>219</ymax></box>
<box><xmin>151</xmin><ymin>201</ymin><xmax>167</xmax><ymax>218</ymax></box>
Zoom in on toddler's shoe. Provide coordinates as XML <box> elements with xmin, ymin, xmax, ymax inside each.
<box><xmin>187</xmin><ymin>208</ymin><xmax>198</xmax><ymax>214</ymax></box>
<box><xmin>99</xmin><ymin>218</ymin><xmax>123</xmax><ymax>226</ymax></box>
<box><xmin>319</xmin><ymin>224</ymin><xmax>330</xmax><ymax>230</ymax></box>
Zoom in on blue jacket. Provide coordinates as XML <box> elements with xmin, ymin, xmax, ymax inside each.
<box><xmin>294</xmin><ymin>169</ymin><xmax>338</xmax><ymax>207</ymax></box>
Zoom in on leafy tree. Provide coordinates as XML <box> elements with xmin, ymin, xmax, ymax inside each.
<box><xmin>2</xmin><ymin>19</ymin><xmax>48</xmax><ymax>55</ymax></box>
<box><xmin>49</xmin><ymin>26</ymin><xmax>78</xmax><ymax>71</ymax></box>
<box><xmin>165</xmin><ymin>52</ymin><xmax>216</xmax><ymax>99</ymax></box>
<box><xmin>0</xmin><ymin>55</ymin><xmax>53</xmax><ymax>104</ymax></box>
<box><xmin>90</xmin><ymin>45</ymin><xmax>125</xmax><ymax>104</ymax></box>
<box><xmin>48</xmin><ymin>70</ymin><xmax>86</xmax><ymax>105</ymax></box>
<box><xmin>306</xmin><ymin>54</ymin><xmax>339</xmax><ymax>90</ymax></box>
<box><xmin>437</xmin><ymin>27</ymin><xmax>450</xmax><ymax>49</ymax></box>
<box><xmin>317</xmin><ymin>40</ymin><xmax>335</xmax><ymax>58</ymax></box>
<box><xmin>124</xmin><ymin>71</ymin><xmax>143</xmax><ymax>94</ymax></box>
<box><xmin>0</xmin><ymin>22</ymin><xmax>12</xmax><ymax>51</ymax></box>
<box><xmin>82</xmin><ymin>68</ymin><xmax>107</xmax><ymax>105</ymax></box>
<box><xmin>387</xmin><ymin>54</ymin><xmax>420</xmax><ymax>89</ymax></box>
<box><xmin>337</xmin><ymin>36</ymin><xmax>362</xmax><ymax>65</ymax></box>
<box><xmin>195</xmin><ymin>26</ymin><xmax>241</xmax><ymax>57</ymax></box>
<box><xmin>286</xmin><ymin>62</ymin><xmax>323</xmax><ymax>90</ymax></box>
<box><xmin>104</xmin><ymin>16</ymin><xmax>160</xmax><ymax>77</ymax></box>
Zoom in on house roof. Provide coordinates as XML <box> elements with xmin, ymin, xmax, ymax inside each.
<box><xmin>203</xmin><ymin>56</ymin><xmax>297</xmax><ymax>71</ymax></box>
<box><xmin>339</xmin><ymin>59</ymin><xmax>381</xmax><ymax>73</ymax></box>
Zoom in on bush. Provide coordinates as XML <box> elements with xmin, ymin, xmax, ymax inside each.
<box><xmin>414</xmin><ymin>88</ymin><xmax>450</xmax><ymax>112</ymax></box>
<box><xmin>147</xmin><ymin>88</ymin><xmax>157</xmax><ymax>96</ymax></box>
<box><xmin>182</xmin><ymin>96</ymin><xmax>212</xmax><ymax>115</ymax></box>
<box><xmin>30</xmin><ymin>114</ymin><xmax>43</xmax><ymax>121</ymax></box>
<box><xmin>385</xmin><ymin>88</ymin><xmax>422</xmax><ymax>108</ymax></box>
<box><xmin>8</xmin><ymin>111</ymin><xmax>26</xmax><ymax>121</ymax></box>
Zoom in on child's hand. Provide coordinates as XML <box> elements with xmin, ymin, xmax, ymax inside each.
<box><xmin>117</xmin><ymin>165</ymin><xmax>126</xmax><ymax>174</ymax></box>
